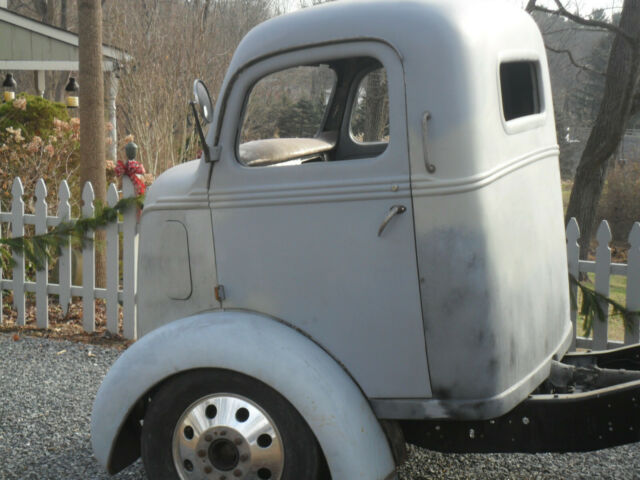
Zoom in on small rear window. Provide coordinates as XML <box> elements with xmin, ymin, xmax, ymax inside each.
<box><xmin>500</xmin><ymin>61</ymin><xmax>540</xmax><ymax>121</ymax></box>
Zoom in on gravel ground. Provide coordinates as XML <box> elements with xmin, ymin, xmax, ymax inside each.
<box><xmin>1</xmin><ymin>332</ymin><xmax>640</xmax><ymax>479</ymax></box>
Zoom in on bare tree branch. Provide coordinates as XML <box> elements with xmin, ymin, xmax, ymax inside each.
<box><xmin>544</xmin><ymin>45</ymin><xmax>605</xmax><ymax>76</ymax></box>
<box><xmin>544</xmin><ymin>26</ymin><xmax>613</xmax><ymax>35</ymax></box>
<box><xmin>532</xmin><ymin>0</ymin><xmax>634</xmax><ymax>43</ymax></box>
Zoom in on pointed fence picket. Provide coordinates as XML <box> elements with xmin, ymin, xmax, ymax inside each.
<box><xmin>11</xmin><ymin>178</ymin><xmax>25</xmax><ymax>326</ymax></box>
<box><xmin>566</xmin><ymin>217</ymin><xmax>640</xmax><ymax>351</ymax></box>
<box><xmin>0</xmin><ymin>176</ymin><xmax>139</xmax><ymax>339</ymax></box>
<box><xmin>35</xmin><ymin>179</ymin><xmax>48</xmax><ymax>329</ymax></box>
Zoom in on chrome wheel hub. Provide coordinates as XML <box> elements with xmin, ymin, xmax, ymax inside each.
<box><xmin>172</xmin><ymin>393</ymin><xmax>284</xmax><ymax>480</ymax></box>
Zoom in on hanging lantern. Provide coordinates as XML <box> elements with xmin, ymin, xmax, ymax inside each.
<box><xmin>65</xmin><ymin>77</ymin><xmax>79</xmax><ymax>108</ymax></box>
<box><xmin>2</xmin><ymin>73</ymin><xmax>16</xmax><ymax>102</ymax></box>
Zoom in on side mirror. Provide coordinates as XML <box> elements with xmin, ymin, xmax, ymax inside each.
<box><xmin>190</xmin><ymin>80</ymin><xmax>214</xmax><ymax>162</ymax></box>
<box><xmin>193</xmin><ymin>79</ymin><xmax>213</xmax><ymax>124</ymax></box>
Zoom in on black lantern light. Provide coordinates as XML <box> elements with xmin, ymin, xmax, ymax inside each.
<box><xmin>2</xmin><ymin>73</ymin><xmax>17</xmax><ymax>102</ymax></box>
<box><xmin>65</xmin><ymin>77</ymin><xmax>79</xmax><ymax>108</ymax></box>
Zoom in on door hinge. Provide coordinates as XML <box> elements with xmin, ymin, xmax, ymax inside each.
<box><xmin>209</xmin><ymin>145</ymin><xmax>221</xmax><ymax>162</ymax></box>
<box><xmin>214</xmin><ymin>284</ymin><xmax>226</xmax><ymax>302</ymax></box>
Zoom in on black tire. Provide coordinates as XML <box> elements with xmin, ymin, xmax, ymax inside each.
<box><xmin>141</xmin><ymin>369</ymin><xmax>322</xmax><ymax>480</ymax></box>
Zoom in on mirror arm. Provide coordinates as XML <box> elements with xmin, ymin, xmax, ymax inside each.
<box><xmin>191</xmin><ymin>101</ymin><xmax>212</xmax><ymax>163</ymax></box>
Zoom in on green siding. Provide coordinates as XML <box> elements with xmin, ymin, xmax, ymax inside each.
<box><xmin>0</xmin><ymin>21</ymin><xmax>11</xmax><ymax>57</ymax></box>
<box><xmin>11</xmin><ymin>25</ymin><xmax>31</xmax><ymax>59</ymax></box>
<box><xmin>0</xmin><ymin>21</ymin><xmax>78</xmax><ymax>61</ymax></box>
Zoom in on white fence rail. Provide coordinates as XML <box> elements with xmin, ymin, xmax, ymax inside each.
<box><xmin>0</xmin><ymin>176</ymin><xmax>138</xmax><ymax>339</ymax></box>
<box><xmin>567</xmin><ymin>218</ymin><xmax>640</xmax><ymax>351</ymax></box>
<box><xmin>1</xmin><ymin>174</ymin><xmax>639</xmax><ymax>349</ymax></box>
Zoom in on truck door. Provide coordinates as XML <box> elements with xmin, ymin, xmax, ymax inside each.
<box><xmin>209</xmin><ymin>42</ymin><xmax>431</xmax><ymax>399</ymax></box>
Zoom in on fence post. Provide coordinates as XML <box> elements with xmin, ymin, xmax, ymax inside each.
<box><xmin>106</xmin><ymin>183</ymin><xmax>119</xmax><ymax>334</ymax></box>
<box><xmin>627</xmin><ymin>222</ymin><xmax>640</xmax><ymax>345</ymax></box>
<box><xmin>82</xmin><ymin>182</ymin><xmax>95</xmax><ymax>332</ymax></box>
<box><xmin>566</xmin><ymin>218</ymin><xmax>580</xmax><ymax>350</ymax></box>
<box><xmin>11</xmin><ymin>178</ymin><xmax>25</xmax><ymax>325</ymax></box>
<box><xmin>121</xmin><ymin>141</ymin><xmax>139</xmax><ymax>340</ymax></box>
<box><xmin>57</xmin><ymin>181</ymin><xmax>72</xmax><ymax>315</ymax></box>
<box><xmin>121</xmin><ymin>175</ymin><xmax>137</xmax><ymax>340</ymax></box>
<box><xmin>594</xmin><ymin>220</ymin><xmax>612</xmax><ymax>350</ymax></box>
<box><xmin>35</xmin><ymin>179</ymin><xmax>48</xmax><ymax>329</ymax></box>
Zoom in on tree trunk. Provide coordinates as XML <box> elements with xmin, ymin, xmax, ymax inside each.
<box><xmin>78</xmin><ymin>0</ymin><xmax>107</xmax><ymax>286</ymax></box>
<box><xmin>565</xmin><ymin>0</ymin><xmax>640</xmax><ymax>258</ymax></box>
<box><xmin>363</xmin><ymin>70</ymin><xmax>386</xmax><ymax>142</ymax></box>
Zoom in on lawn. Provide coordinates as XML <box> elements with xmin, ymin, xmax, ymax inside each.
<box><xmin>575</xmin><ymin>273</ymin><xmax>629</xmax><ymax>342</ymax></box>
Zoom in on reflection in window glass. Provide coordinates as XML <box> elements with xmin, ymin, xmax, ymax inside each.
<box><xmin>350</xmin><ymin>68</ymin><xmax>389</xmax><ymax>143</ymax></box>
<box><xmin>240</xmin><ymin>65</ymin><xmax>336</xmax><ymax>143</ymax></box>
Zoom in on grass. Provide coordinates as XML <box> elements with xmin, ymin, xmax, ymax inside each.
<box><xmin>561</xmin><ymin>180</ymin><xmax>572</xmax><ymax>210</ymax></box>
<box><xmin>575</xmin><ymin>273</ymin><xmax>629</xmax><ymax>342</ymax></box>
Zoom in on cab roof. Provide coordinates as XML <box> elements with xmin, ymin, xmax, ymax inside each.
<box><xmin>227</xmin><ymin>0</ymin><xmax>535</xmax><ymax>73</ymax></box>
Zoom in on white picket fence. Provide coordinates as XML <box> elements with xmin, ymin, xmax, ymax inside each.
<box><xmin>566</xmin><ymin>218</ymin><xmax>640</xmax><ymax>351</ymax></box>
<box><xmin>0</xmin><ymin>176</ymin><xmax>138</xmax><ymax>339</ymax></box>
<box><xmin>0</xmin><ymin>173</ymin><xmax>639</xmax><ymax>349</ymax></box>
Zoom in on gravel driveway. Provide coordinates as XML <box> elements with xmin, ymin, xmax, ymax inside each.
<box><xmin>1</xmin><ymin>333</ymin><xmax>640</xmax><ymax>479</ymax></box>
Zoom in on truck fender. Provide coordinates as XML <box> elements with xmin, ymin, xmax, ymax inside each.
<box><xmin>91</xmin><ymin>310</ymin><xmax>396</xmax><ymax>479</ymax></box>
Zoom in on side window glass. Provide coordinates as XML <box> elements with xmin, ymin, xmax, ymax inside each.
<box><xmin>500</xmin><ymin>61</ymin><xmax>541</xmax><ymax>121</ymax></box>
<box><xmin>349</xmin><ymin>68</ymin><xmax>389</xmax><ymax>144</ymax></box>
<box><xmin>240</xmin><ymin>65</ymin><xmax>336</xmax><ymax>144</ymax></box>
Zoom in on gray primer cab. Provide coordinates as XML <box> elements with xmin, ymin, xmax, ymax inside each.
<box><xmin>92</xmin><ymin>0</ymin><xmax>572</xmax><ymax>476</ymax></box>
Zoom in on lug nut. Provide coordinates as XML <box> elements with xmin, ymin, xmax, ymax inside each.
<box><xmin>234</xmin><ymin>438</ymin><xmax>242</xmax><ymax>446</ymax></box>
<box><xmin>204</xmin><ymin>466</ymin><xmax>212</xmax><ymax>473</ymax></box>
<box><xmin>198</xmin><ymin>450</ymin><xmax>206</xmax><ymax>458</ymax></box>
<box><xmin>240</xmin><ymin>454</ymin><xmax>249</xmax><ymax>462</ymax></box>
<box><xmin>205</xmin><ymin>434</ymin><xmax>213</xmax><ymax>442</ymax></box>
<box><xmin>233</xmin><ymin>470</ymin><xmax>242</xmax><ymax>477</ymax></box>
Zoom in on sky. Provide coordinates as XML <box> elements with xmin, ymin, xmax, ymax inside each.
<box><xmin>508</xmin><ymin>0</ymin><xmax>623</xmax><ymax>17</ymax></box>
<box><xmin>289</xmin><ymin>0</ymin><xmax>624</xmax><ymax>18</ymax></box>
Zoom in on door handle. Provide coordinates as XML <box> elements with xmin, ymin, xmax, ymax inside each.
<box><xmin>377</xmin><ymin>205</ymin><xmax>407</xmax><ymax>237</ymax></box>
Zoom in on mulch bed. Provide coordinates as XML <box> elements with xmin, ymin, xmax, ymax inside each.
<box><xmin>0</xmin><ymin>294</ymin><xmax>133</xmax><ymax>350</ymax></box>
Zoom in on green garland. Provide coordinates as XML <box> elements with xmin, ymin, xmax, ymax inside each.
<box><xmin>1</xmin><ymin>201</ymin><xmax>638</xmax><ymax>338</ymax></box>
<box><xmin>569</xmin><ymin>274</ymin><xmax>640</xmax><ymax>336</ymax></box>
<box><xmin>0</xmin><ymin>195</ymin><xmax>143</xmax><ymax>272</ymax></box>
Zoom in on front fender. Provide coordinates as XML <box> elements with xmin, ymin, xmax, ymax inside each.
<box><xmin>91</xmin><ymin>311</ymin><xmax>396</xmax><ymax>479</ymax></box>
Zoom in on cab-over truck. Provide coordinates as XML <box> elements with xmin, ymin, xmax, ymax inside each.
<box><xmin>91</xmin><ymin>1</ymin><xmax>640</xmax><ymax>479</ymax></box>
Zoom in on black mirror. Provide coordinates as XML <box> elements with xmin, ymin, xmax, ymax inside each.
<box><xmin>193</xmin><ymin>79</ymin><xmax>213</xmax><ymax>124</ymax></box>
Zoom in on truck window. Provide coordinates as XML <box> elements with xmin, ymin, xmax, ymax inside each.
<box><xmin>237</xmin><ymin>58</ymin><xmax>390</xmax><ymax>167</ymax></box>
<box><xmin>500</xmin><ymin>61</ymin><xmax>541</xmax><ymax>121</ymax></box>
<box><xmin>349</xmin><ymin>68</ymin><xmax>389</xmax><ymax>144</ymax></box>
<box><xmin>240</xmin><ymin>65</ymin><xmax>336</xmax><ymax>144</ymax></box>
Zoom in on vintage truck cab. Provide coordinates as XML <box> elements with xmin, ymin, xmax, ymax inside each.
<box><xmin>91</xmin><ymin>1</ymin><xmax>640</xmax><ymax>479</ymax></box>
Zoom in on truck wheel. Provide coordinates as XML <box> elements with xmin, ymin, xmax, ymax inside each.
<box><xmin>141</xmin><ymin>369</ymin><xmax>322</xmax><ymax>480</ymax></box>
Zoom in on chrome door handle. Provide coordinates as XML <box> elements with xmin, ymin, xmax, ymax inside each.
<box><xmin>377</xmin><ymin>205</ymin><xmax>407</xmax><ymax>237</ymax></box>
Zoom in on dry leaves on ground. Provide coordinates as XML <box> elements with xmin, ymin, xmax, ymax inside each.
<box><xmin>1</xmin><ymin>295</ymin><xmax>133</xmax><ymax>350</ymax></box>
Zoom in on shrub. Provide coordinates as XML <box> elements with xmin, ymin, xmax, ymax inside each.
<box><xmin>597</xmin><ymin>162</ymin><xmax>640</xmax><ymax>243</ymax></box>
<box><xmin>0</xmin><ymin>94</ymin><xmax>69</xmax><ymax>142</ymax></box>
<box><xmin>0</xmin><ymin>117</ymin><xmax>81</xmax><ymax>212</ymax></box>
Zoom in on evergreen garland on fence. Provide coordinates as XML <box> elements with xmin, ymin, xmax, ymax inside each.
<box><xmin>0</xmin><ymin>195</ymin><xmax>144</xmax><ymax>272</ymax></box>
<box><xmin>2</xmin><ymin>199</ymin><xmax>639</xmax><ymax>338</ymax></box>
<box><xmin>569</xmin><ymin>274</ymin><xmax>640</xmax><ymax>336</ymax></box>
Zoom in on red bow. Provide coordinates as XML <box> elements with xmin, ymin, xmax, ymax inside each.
<box><xmin>115</xmin><ymin>160</ymin><xmax>146</xmax><ymax>196</ymax></box>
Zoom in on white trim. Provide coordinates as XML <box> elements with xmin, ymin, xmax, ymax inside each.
<box><xmin>0</xmin><ymin>8</ymin><xmax>130</xmax><ymax>62</ymax></box>
<box><xmin>0</xmin><ymin>60</ymin><xmax>116</xmax><ymax>71</ymax></box>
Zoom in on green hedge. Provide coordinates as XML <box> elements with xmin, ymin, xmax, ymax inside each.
<box><xmin>0</xmin><ymin>94</ymin><xmax>70</xmax><ymax>141</ymax></box>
